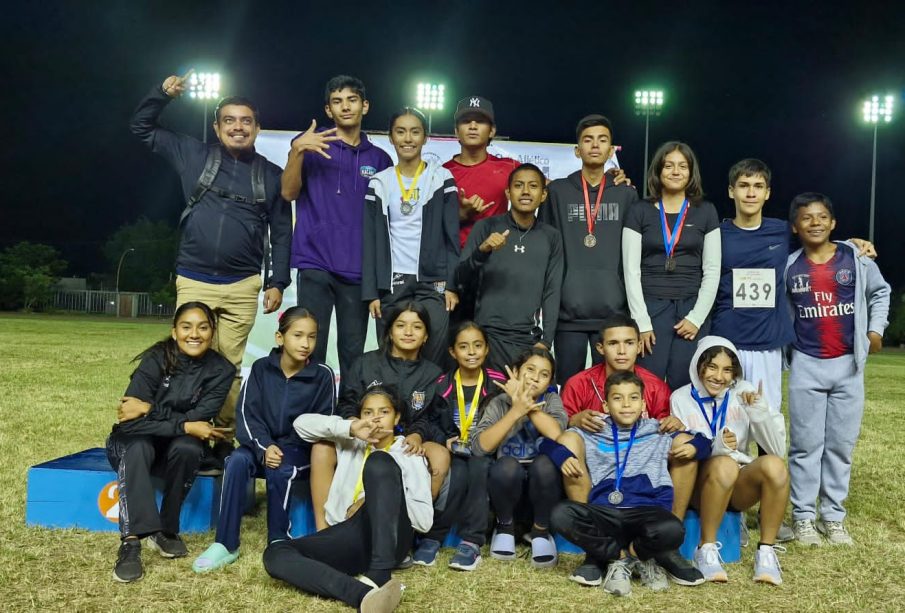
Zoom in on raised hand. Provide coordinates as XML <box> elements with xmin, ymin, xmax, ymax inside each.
<box><xmin>350</xmin><ymin>418</ymin><xmax>382</xmax><ymax>444</ymax></box>
<box><xmin>162</xmin><ymin>70</ymin><xmax>194</xmax><ymax>99</ymax></box>
<box><xmin>290</xmin><ymin>120</ymin><xmax>341</xmax><ymax>159</ymax></box>
<box><xmin>740</xmin><ymin>380</ymin><xmax>764</xmax><ymax>407</ymax></box>
<box><xmin>479</xmin><ymin>229</ymin><xmax>510</xmax><ymax>253</ymax></box>
<box><xmin>721</xmin><ymin>428</ymin><xmax>738</xmax><ymax>451</ymax></box>
<box><xmin>459</xmin><ymin>188</ymin><xmax>495</xmax><ymax>219</ymax></box>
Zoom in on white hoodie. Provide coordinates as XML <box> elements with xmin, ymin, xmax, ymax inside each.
<box><xmin>670</xmin><ymin>336</ymin><xmax>786</xmax><ymax>464</ymax></box>
<box><xmin>293</xmin><ymin>414</ymin><xmax>434</xmax><ymax>532</ymax></box>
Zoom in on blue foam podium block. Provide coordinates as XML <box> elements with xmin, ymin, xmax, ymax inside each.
<box><xmin>287</xmin><ymin>480</ymin><xmax>317</xmax><ymax>538</ymax></box>
<box><xmin>26</xmin><ymin>448</ymin><xmax>232</xmax><ymax>533</ymax></box>
<box><xmin>679</xmin><ymin>509</ymin><xmax>742</xmax><ymax>563</ymax></box>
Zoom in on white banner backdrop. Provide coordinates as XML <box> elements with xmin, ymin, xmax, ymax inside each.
<box><xmin>242</xmin><ymin>130</ymin><xmax>620</xmax><ymax>379</ymax></box>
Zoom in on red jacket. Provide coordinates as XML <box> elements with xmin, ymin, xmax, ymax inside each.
<box><xmin>560</xmin><ymin>363</ymin><xmax>670</xmax><ymax>420</ymax></box>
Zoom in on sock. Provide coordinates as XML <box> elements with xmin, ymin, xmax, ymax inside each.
<box><xmin>495</xmin><ymin>519</ymin><xmax>514</xmax><ymax>535</ymax></box>
<box><xmin>530</xmin><ymin>527</ymin><xmax>550</xmax><ymax>540</ymax></box>
<box><xmin>363</xmin><ymin>569</ymin><xmax>392</xmax><ymax>588</ymax></box>
<box><xmin>757</xmin><ymin>542</ymin><xmax>774</xmax><ymax>549</ymax></box>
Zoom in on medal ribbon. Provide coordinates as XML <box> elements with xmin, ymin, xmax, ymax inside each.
<box><xmin>610</xmin><ymin>420</ymin><xmax>638</xmax><ymax>496</ymax></box>
<box><xmin>351</xmin><ymin>438</ymin><xmax>394</xmax><ymax>503</ymax></box>
<box><xmin>395</xmin><ymin>161</ymin><xmax>426</xmax><ymax>204</ymax></box>
<box><xmin>455</xmin><ymin>368</ymin><xmax>484</xmax><ymax>443</ymax></box>
<box><xmin>658</xmin><ymin>198</ymin><xmax>690</xmax><ymax>258</ymax></box>
<box><xmin>581</xmin><ymin>174</ymin><xmax>607</xmax><ymax>237</ymax></box>
<box><xmin>690</xmin><ymin>386</ymin><xmax>729</xmax><ymax>437</ymax></box>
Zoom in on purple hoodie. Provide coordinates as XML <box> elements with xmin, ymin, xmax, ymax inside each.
<box><xmin>290</xmin><ymin>131</ymin><xmax>392</xmax><ymax>282</ymax></box>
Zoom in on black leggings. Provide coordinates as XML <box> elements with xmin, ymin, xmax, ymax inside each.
<box><xmin>487</xmin><ymin>455</ymin><xmax>562</xmax><ymax>529</ymax></box>
<box><xmin>425</xmin><ymin>454</ymin><xmax>491</xmax><ymax>545</ymax></box>
<box><xmin>262</xmin><ymin>452</ymin><xmax>413</xmax><ymax>608</ymax></box>
<box><xmin>551</xmin><ymin>500</ymin><xmax>685</xmax><ymax>564</ymax></box>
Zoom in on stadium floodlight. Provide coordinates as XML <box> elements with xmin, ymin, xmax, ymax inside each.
<box><xmin>634</xmin><ymin>89</ymin><xmax>665</xmax><ymax>198</ymax></box>
<box><xmin>115</xmin><ymin>247</ymin><xmax>135</xmax><ymax>318</ymax></box>
<box><xmin>416</xmin><ymin>82</ymin><xmax>445</xmax><ymax>134</ymax></box>
<box><xmin>188</xmin><ymin>72</ymin><xmax>222</xmax><ymax>143</ymax></box>
<box><xmin>861</xmin><ymin>94</ymin><xmax>895</xmax><ymax>243</ymax></box>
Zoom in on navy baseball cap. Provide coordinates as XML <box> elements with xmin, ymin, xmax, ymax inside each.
<box><xmin>454</xmin><ymin>96</ymin><xmax>495</xmax><ymax>124</ymax></box>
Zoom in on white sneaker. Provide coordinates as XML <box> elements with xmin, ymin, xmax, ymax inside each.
<box><xmin>632</xmin><ymin>557</ymin><xmax>669</xmax><ymax>592</ymax></box>
<box><xmin>693</xmin><ymin>542</ymin><xmax>728</xmax><ymax>582</ymax></box>
<box><xmin>816</xmin><ymin>520</ymin><xmax>853</xmax><ymax>546</ymax></box>
<box><xmin>603</xmin><ymin>558</ymin><xmax>632</xmax><ymax>596</ymax></box>
<box><xmin>792</xmin><ymin>519</ymin><xmax>824</xmax><ymax>547</ymax></box>
<box><xmin>753</xmin><ymin>544</ymin><xmax>784</xmax><ymax>585</ymax></box>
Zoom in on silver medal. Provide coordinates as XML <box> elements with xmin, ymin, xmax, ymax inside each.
<box><xmin>400</xmin><ymin>200</ymin><xmax>414</xmax><ymax>215</ymax></box>
<box><xmin>584</xmin><ymin>233</ymin><xmax>597</xmax><ymax>248</ymax></box>
<box><xmin>608</xmin><ymin>490</ymin><xmax>624</xmax><ymax>505</ymax></box>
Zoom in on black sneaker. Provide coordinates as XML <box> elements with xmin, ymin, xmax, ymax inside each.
<box><xmin>654</xmin><ymin>549</ymin><xmax>705</xmax><ymax>586</ymax></box>
<box><xmin>113</xmin><ymin>540</ymin><xmax>143</xmax><ymax>583</ymax></box>
<box><xmin>147</xmin><ymin>532</ymin><xmax>188</xmax><ymax>558</ymax></box>
<box><xmin>569</xmin><ymin>559</ymin><xmax>602</xmax><ymax>586</ymax></box>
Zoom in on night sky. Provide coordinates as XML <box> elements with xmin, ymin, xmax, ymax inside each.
<box><xmin>4</xmin><ymin>1</ymin><xmax>904</xmax><ymax>288</ymax></box>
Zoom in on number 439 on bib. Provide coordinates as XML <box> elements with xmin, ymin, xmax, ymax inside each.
<box><xmin>732</xmin><ymin>268</ymin><xmax>775</xmax><ymax>308</ymax></box>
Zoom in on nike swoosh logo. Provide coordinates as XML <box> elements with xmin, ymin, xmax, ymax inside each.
<box><xmin>769</xmin><ymin>244</ymin><xmax>781</xmax><ymax>250</ymax></box>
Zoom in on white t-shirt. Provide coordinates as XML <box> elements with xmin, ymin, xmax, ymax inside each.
<box><xmin>387</xmin><ymin>171</ymin><xmax>424</xmax><ymax>275</ymax></box>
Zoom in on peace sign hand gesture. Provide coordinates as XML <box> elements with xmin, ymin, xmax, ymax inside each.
<box><xmin>494</xmin><ymin>365</ymin><xmax>545</xmax><ymax>417</ymax></box>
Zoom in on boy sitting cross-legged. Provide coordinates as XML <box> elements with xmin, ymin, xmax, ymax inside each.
<box><xmin>545</xmin><ymin>371</ymin><xmax>711</xmax><ymax>596</ymax></box>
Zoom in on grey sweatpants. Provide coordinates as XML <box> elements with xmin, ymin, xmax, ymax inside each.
<box><xmin>787</xmin><ymin>350</ymin><xmax>864</xmax><ymax>522</ymax></box>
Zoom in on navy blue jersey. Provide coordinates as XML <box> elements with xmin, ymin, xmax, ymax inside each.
<box><xmin>711</xmin><ymin>218</ymin><xmax>795</xmax><ymax>351</ymax></box>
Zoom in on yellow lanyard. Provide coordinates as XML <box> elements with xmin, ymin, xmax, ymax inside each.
<box><xmin>394</xmin><ymin>161</ymin><xmax>426</xmax><ymax>203</ymax></box>
<box><xmin>455</xmin><ymin>369</ymin><xmax>484</xmax><ymax>443</ymax></box>
<box><xmin>351</xmin><ymin>439</ymin><xmax>393</xmax><ymax>503</ymax></box>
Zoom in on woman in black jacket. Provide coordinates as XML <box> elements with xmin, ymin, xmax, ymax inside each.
<box><xmin>106</xmin><ymin>301</ymin><xmax>235</xmax><ymax>583</ymax></box>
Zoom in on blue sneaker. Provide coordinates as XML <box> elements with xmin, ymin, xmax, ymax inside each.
<box><xmin>448</xmin><ymin>541</ymin><xmax>482</xmax><ymax>571</ymax></box>
<box><xmin>412</xmin><ymin>538</ymin><xmax>441</xmax><ymax>567</ymax></box>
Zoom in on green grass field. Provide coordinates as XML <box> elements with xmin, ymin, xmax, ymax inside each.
<box><xmin>2</xmin><ymin>314</ymin><xmax>904</xmax><ymax>612</ymax></box>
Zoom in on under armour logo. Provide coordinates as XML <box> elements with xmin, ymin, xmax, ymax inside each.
<box><xmin>470</xmin><ymin>98</ymin><xmax>481</xmax><ymax>107</ymax></box>
<box><xmin>514</xmin><ymin>245</ymin><xmax>525</xmax><ymax>253</ymax></box>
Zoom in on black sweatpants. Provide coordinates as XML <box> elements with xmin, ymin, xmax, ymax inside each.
<box><xmin>105</xmin><ymin>431</ymin><xmax>204</xmax><ymax>538</ymax></box>
<box><xmin>425</xmin><ymin>454</ymin><xmax>491</xmax><ymax>546</ymax></box>
<box><xmin>262</xmin><ymin>452</ymin><xmax>413</xmax><ymax>608</ymax></box>
<box><xmin>485</xmin><ymin>331</ymin><xmax>535</xmax><ymax>373</ymax></box>
<box><xmin>487</xmin><ymin>455</ymin><xmax>562</xmax><ymax>529</ymax></box>
<box><xmin>553</xmin><ymin>329</ymin><xmax>603</xmax><ymax>386</ymax></box>
<box><xmin>551</xmin><ymin>500</ymin><xmax>685</xmax><ymax>564</ymax></box>
<box><xmin>636</xmin><ymin>296</ymin><xmax>710</xmax><ymax>389</ymax></box>
<box><xmin>296</xmin><ymin>268</ymin><xmax>369</xmax><ymax>384</ymax></box>
<box><xmin>375</xmin><ymin>273</ymin><xmax>450</xmax><ymax>368</ymax></box>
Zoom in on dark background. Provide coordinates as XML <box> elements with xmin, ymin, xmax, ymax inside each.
<box><xmin>3</xmin><ymin>1</ymin><xmax>904</xmax><ymax>288</ymax></box>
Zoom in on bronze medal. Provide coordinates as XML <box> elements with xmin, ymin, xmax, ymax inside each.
<box><xmin>665</xmin><ymin>256</ymin><xmax>676</xmax><ymax>272</ymax></box>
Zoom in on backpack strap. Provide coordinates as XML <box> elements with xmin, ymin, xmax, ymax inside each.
<box><xmin>180</xmin><ymin>146</ymin><xmax>222</xmax><ymax>226</ymax></box>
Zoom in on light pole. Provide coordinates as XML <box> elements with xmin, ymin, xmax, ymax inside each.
<box><xmin>188</xmin><ymin>72</ymin><xmax>221</xmax><ymax>144</ymax></box>
<box><xmin>862</xmin><ymin>94</ymin><xmax>894</xmax><ymax>243</ymax></box>
<box><xmin>416</xmin><ymin>82</ymin><xmax>445</xmax><ymax>135</ymax></box>
<box><xmin>634</xmin><ymin>89</ymin><xmax>664</xmax><ymax>198</ymax></box>
<box><xmin>115</xmin><ymin>248</ymin><xmax>135</xmax><ymax>318</ymax></box>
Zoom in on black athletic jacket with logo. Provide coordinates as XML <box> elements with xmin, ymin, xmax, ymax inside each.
<box><xmin>457</xmin><ymin>213</ymin><xmax>564</xmax><ymax>347</ymax></box>
<box><xmin>130</xmin><ymin>86</ymin><xmax>291</xmax><ymax>290</ymax></box>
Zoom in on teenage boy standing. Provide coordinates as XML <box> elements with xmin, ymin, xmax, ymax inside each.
<box><xmin>457</xmin><ymin>164</ymin><xmax>563</xmax><ymax>371</ymax></box>
<box><xmin>784</xmin><ymin>193</ymin><xmax>889</xmax><ymax>547</ymax></box>
<box><xmin>540</xmin><ymin>115</ymin><xmax>639</xmax><ymax>384</ymax></box>
<box><xmin>281</xmin><ymin>75</ymin><xmax>392</xmax><ymax>381</ymax></box>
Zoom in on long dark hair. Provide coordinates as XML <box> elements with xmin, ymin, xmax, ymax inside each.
<box><xmin>380</xmin><ymin>301</ymin><xmax>431</xmax><ymax>356</ymax></box>
<box><xmin>133</xmin><ymin>301</ymin><xmax>216</xmax><ymax>376</ymax></box>
<box><xmin>646</xmin><ymin>140</ymin><xmax>704</xmax><ymax>203</ymax></box>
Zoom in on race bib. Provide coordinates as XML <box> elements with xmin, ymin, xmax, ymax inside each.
<box><xmin>732</xmin><ymin>268</ymin><xmax>775</xmax><ymax>308</ymax></box>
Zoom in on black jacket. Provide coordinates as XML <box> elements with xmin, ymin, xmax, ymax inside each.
<box><xmin>236</xmin><ymin>349</ymin><xmax>336</xmax><ymax>463</ymax></box>
<box><xmin>130</xmin><ymin>86</ymin><xmax>291</xmax><ymax>290</ymax></box>
<box><xmin>457</xmin><ymin>213</ymin><xmax>564</xmax><ymax>347</ymax></box>
<box><xmin>112</xmin><ymin>345</ymin><xmax>236</xmax><ymax>438</ymax></box>
<box><xmin>539</xmin><ymin>170</ymin><xmax>639</xmax><ymax>331</ymax></box>
<box><xmin>361</xmin><ymin>161</ymin><xmax>460</xmax><ymax>301</ymax></box>
<box><xmin>337</xmin><ymin>350</ymin><xmax>443</xmax><ymax>443</ymax></box>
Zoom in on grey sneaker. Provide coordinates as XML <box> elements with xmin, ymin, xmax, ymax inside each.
<box><xmin>776</xmin><ymin>521</ymin><xmax>795</xmax><ymax>543</ymax></box>
<box><xmin>632</xmin><ymin>557</ymin><xmax>669</xmax><ymax>592</ymax></box>
<box><xmin>816</xmin><ymin>520</ymin><xmax>853</xmax><ymax>546</ymax></box>
<box><xmin>740</xmin><ymin>519</ymin><xmax>750</xmax><ymax>547</ymax></box>
<box><xmin>603</xmin><ymin>559</ymin><xmax>632</xmax><ymax>596</ymax></box>
<box><xmin>693</xmin><ymin>542</ymin><xmax>727</xmax><ymax>582</ymax></box>
<box><xmin>753</xmin><ymin>544</ymin><xmax>784</xmax><ymax>585</ymax></box>
<box><xmin>792</xmin><ymin>519</ymin><xmax>824</xmax><ymax>547</ymax></box>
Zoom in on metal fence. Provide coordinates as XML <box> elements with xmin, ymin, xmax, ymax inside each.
<box><xmin>53</xmin><ymin>290</ymin><xmax>173</xmax><ymax>318</ymax></box>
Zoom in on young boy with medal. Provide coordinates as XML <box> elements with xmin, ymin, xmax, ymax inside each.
<box><xmin>784</xmin><ymin>193</ymin><xmax>889</xmax><ymax>547</ymax></box>
<box><xmin>622</xmin><ymin>141</ymin><xmax>721</xmax><ymax>389</ymax></box>
<box><xmin>544</xmin><ymin>371</ymin><xmax>712</xmax><ymax>595</ymax></box>
<box><xmin>362</xmin><ymin>107</ymin><xmax>460</xmax><ymax>366</ymax></box>
<box><xmin>539</xmin><ymin>115</ymin><xmax>640</xmax><ymax>385</ymax></box>
<box><xmin>456</xmin><ymin>163</ymin><xmax>564</xmax><ymax>372</ymax></box>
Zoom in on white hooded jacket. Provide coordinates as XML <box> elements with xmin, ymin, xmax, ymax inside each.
<box><xmin>670</xmin><ymin>336</ymin><xmax>786</xmax><ymax>464</ymax></box>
